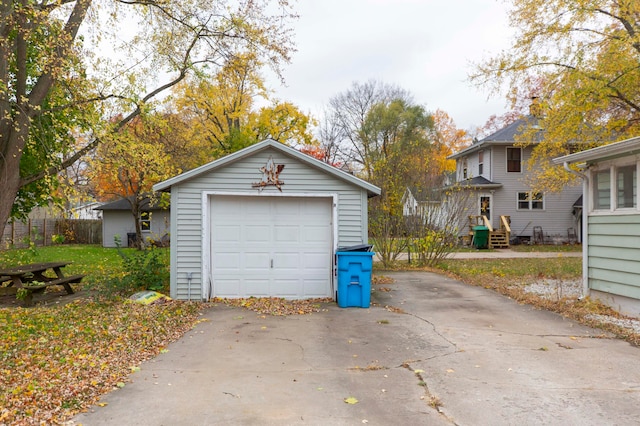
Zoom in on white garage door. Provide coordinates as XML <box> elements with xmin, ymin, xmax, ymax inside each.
<box><xmin>210</xmin><ymin>195</ymin><xmax>333</xmax><ymax>299</ymax></box>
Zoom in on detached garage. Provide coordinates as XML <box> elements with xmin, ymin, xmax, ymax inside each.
<box><xmin>152</xmin><ymin>139</ymin><xmax>380</xmax><ymax>301</ymax></box>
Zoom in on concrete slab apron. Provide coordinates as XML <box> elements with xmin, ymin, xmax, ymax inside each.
<box><xmin>73</xmin><ymin>302</ymin><xmax>450</xmax><ymax>426</ymax></box>
<box><xmin>74</xmin><ymin>271</ymin><xmax>640</xmax><ymax>425</ymax></box>
<box><xmin>375</xmin><ymin>271</ymin><xmax>640</xmax><ymax>426</ymax></box>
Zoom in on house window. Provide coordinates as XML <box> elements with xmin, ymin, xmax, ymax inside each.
<box><xmin>462</xmin><ymin>159</ymin><xmax>468</xmax><ymax>179</ymax></box>
<box><xmin>517</xmin><ymin>191</ymin><xmax>544</xmax><ymax>210</ymax></box>
<box><xmin>617</xmin><ymin>165</ymin><xmax>636</xmax><ymax>209</ymax></box>
<box><xmin>478</xmin><ymin>150</ymin><xmax>484</xmax><ymax>175</ymax></box>
<box><xmin>506</xmin><ymin>147</ymin><xmax>521</xmax><ymax>172</ymax></box>
<box><xmin>141</xmin><ymin>212</ymin><xmax>151</xmax><ymax>231</ymax></box>
<box><xmin>593</xmin><ymin>169</ymin><xmax>611</xmax><ymax>210</ymax></box>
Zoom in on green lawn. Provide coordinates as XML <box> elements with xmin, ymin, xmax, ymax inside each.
<box><xmin>437</xmin><ymin>257</ymin><xmax>582</xmax><ymax>281</ymax></box>
<box><xmin>452</xmin><ymin>243</ymin><xmax>583</xmax><ymax>253</ymax></box>
<box><xmin>508</xmin><ymin>244</ymin><xmax>582</xmax><ymax>253</ymax></box>
<box><xmin>0</xmin><ymin>244</ymin><xmax>170</xmax><ymax>287</ymax></box>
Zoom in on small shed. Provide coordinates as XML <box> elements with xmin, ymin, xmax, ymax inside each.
<box><xmin>152</xmin><ymin>139</ymin><xmax>381</xmax><ymax>301</ymax></box>
<box><xmin>95</xmin><ymin>197</ymin><xmax>170</xmax><ymax>248</ymax></box>
<box><xmin>553</xmin><ymin>136</ymin><xmax>640</xmax><ymax>316</ymax></box>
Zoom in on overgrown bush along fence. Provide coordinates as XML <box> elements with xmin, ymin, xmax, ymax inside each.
<box><xmin>1</xmin><ymin>219</ymin><xmax>102</xmax><ymax>249</ymax></box>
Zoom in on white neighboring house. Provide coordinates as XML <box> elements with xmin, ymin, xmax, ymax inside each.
<box><xmin>401</xmin><ymin>187</ymin><xmax>447</xmax><ymax>230</ymax></box>
<box><xmin>69</xmin><ymin>201</ymin><xmax>103</xmax><ymax>220</ymax></box>
<box><xmin>553</xmin><ymin>135</ymin><xmax>640</xmax><ymax>316</ymax></box>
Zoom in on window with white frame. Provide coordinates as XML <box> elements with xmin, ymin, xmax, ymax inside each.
<box><xmin>506</xmin><ymin>147</ymin><xmax>521</xmax><ymax>172</ymax></box>
<box><xmin>462</xmin><ymin>159</ymin><xmax>468</xmax><ymax>179</ymax></box>
<box><xmin>617</xmin><ymin>165</ymin><xmax>636</xmax><ymax>208</ymax></box>
<box><xmin>593</xmin><ymin>169</ymin><xmax>611</xmax><ymax>210</ymax></box>
<box><xmin>140</xmin><ymin>211</ymin><xmax>151</xmax><ymax>231</ymax></box>
<box><xmin>478</xmin><ymin>150</ymin><xmax>484</xmax><ymax>175</ymax></box>
<box><xmin>517</xmin><ymin>191</ymin><xmax>544</xmax><ymax>210</ymax></box>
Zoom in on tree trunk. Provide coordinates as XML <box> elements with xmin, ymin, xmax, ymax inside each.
<box><xmin>0</xmin><ymin>0</ymin><xmax>92</xmax><ymax>239</ymax></box>
<box><xmin>0</xmin><ymin>163</ymin><xmax>22</xmax><ymax>240</ymax></box>
<box><xmin>0</xmin><ymin>115</ymin><xmax>31</xmax><ymax>239</ymax></box>
<box><xmin>131</xmin><ymin>202</ymin><xmax>144</xmax><ymax>250</ymax></box>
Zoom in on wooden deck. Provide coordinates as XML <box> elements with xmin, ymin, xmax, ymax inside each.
<box><xmin>468</xmin><ymin>215</ymin><xmax>511</xmax><ymax>249</ymax></box>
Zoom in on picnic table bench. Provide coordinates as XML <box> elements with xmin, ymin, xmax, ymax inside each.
<box><xmin>0</xmin><ymin>262</ymin><xmax>84</xmax><ymax>306</ymax></box>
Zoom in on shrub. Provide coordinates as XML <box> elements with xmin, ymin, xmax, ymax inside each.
<box><xmin>51</xmin><ymin>234</ymin><xmax>65</xmax><ymax>244</ymax></box>
<box><xmin>95</xmin><ymin>237</ymin><xmax>169</xmax><ymax>297</ymax></box>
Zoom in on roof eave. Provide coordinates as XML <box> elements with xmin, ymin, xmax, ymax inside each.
<box><xmin>552</xmin><ymin>136</ymin><xmax>640</xmax><ymax>166</ymax></box>
<box><xmin>443</xmin><ymin>183</ymin><xmax>503</xmax><ymax>190</ymax></box>
<box><xmin>448</xmin><ymin>140</ymin><xmax>529</xmax><ymax>160</ymax></box>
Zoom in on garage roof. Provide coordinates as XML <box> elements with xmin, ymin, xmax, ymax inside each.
<box><xmin>95</xmin><ymin>196</ymin><xmax>166</xmax><ymax>211</ymax></box>
<box><xmin>153</xmin><ymin>138</ymin><xmax>381</xmax><ymax>197</ymax></box>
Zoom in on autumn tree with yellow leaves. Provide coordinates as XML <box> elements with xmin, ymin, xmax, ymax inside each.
<box><xmin>89</xmin><ymin>115</ymin><xmax>177</xmax><ymax>248</ymax></box>
<box><xmin>167</xmin><ymin>53</ymin><xmax>317</xmax><ymax>166</ymax></box>
<box><xmin>472</xmin><ymin>0</ymin><xmax>640</xmax><ymax>191</ymax></box>
<box><xmin>320</xmin><ymin>81</ymin><xmax>472</xmax><ymax>265</ymax></box>
<box><xmin>0</xmin><ymin>0</ymin><xmax>297</xmax><ymax>237</ymax></box>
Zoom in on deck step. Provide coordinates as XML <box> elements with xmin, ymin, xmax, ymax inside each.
<box><xmin>489</xmin><ymin>231</ymin><xmax>509</xmax><ymax>249</ymax></box>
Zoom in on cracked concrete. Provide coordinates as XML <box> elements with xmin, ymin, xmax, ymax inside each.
<box><xmin>73</xmin><ymin>271</ymin><xmax>640</xmax><ymax>425</ymax></box>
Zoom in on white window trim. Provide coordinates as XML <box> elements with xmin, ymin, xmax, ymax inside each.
<box><xmin>589</xmin><ymin>159</ymin><xmax>640</xmax><ymax>215</ymax></box>
<box><xmin>516</xmin><ymin>191</ymin><xmax>545</xmax><ymax>211</ymax></box>
<box><xmin>615</xmin><ymin>164</ymin><xmax>637</xmax><ymax>210</ymax></box>
<box><xmin>506</xmin><ymin>147</ymin><xmax>522</xmax><ymax>173</ymax></box>
<box><xmin>478</xmin><ymin>193</ymin><xmax>492</xmax><ymax>223</ymax></box>
<box><xmin>140</xmin><ymin>211</ymin><xmax>152</xmax><ymax>232</ymax></box>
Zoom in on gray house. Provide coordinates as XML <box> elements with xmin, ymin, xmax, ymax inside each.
<box><xmin>152</xmin><ymin>139</ymin><xmax>380</xmax><ymax>301</ymax></box>
<box><xmin>448</xmin><ymin>115</ymin><xmax>583</xmax><ymax>244</ymax></box>
<box><xmin>553</xmin><ymin>136</ymin><xmax>640</xmax><ymax>316</ymax></box>
<box><xmin>95</xmin><ymin>197</ymin><xmax>170</xmax><ymax>248</ymax></box>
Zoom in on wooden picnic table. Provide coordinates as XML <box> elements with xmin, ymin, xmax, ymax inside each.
<box><xmin>0</xmin><ymin>262</ymin><xmax>84</xmax><ymax>306</ymax></box>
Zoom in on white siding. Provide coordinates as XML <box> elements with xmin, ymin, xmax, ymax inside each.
<box><xmin>170</xmin><ymin>147</ymin><xmax>370</xmax><ymax>300</ymax></box>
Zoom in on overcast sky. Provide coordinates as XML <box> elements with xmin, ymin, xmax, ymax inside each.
<box><xmin>266</xmin><ymin>0</ymin><xmax>514</xmax><ymax>132</ymax></box>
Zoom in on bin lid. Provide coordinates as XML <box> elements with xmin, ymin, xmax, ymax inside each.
<box><xmin>472</xmin><ymin>226</ymin><xmax>489</xmax><ymax>231</ymax></box>
<box><xmin>337</xmin><ymin>244</ymin><xmax>373</xmax><ymax>252</ymax></box>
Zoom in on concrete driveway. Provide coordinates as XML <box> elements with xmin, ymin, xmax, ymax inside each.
<box><xmin>73</xmin><ymin>271</ymin><xmax>640</xmax><ymax>425</ymax></box>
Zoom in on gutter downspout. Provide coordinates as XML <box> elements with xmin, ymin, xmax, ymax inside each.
<box><xmin>564</xmin><ymin>162</ymin><xmax>589</xmax><ymax>298</ymax></box>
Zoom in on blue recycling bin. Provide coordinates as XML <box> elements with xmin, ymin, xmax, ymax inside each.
<box><xmin>336</xmin><ymin>251</ymin><xmax>375</xmax><ymax>308</ymax></box>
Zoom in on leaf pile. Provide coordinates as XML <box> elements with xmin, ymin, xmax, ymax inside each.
<box><xmin>212</xmin><ymin>297</ymin><xmax>333</xmax><ymax>316</ymax></box>
<box><xmin>372</xmin><ymin>275</ymin><xmax>395</xmax><ymax>285</ymax></box>
<box><xmin>0</xmin><ymin>299</ymin><xmax>201</xmax><ymax>425</ymax></box>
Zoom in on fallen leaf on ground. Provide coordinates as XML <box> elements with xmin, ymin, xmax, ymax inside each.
<box><xmin>0</xmin><ymin>299</ymin><xmax>201</xmax><ymax>425</ymax></box>
<box><xmin>213</xmin><ymin>297</ymin><xmax>333</xmax><ymax>316</ymax></box>
<box><xmin>344</xmin><ymin>397</ymin><xmax>359</xmax><ymax>404</ymax></box>
<box><xmin>372</xmin><ymin>275</ymin><xmax>395</xmax><ymax>284</ymax></box>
